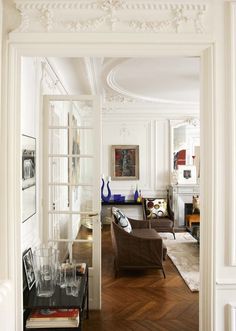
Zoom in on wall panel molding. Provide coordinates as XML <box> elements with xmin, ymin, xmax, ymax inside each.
<box><xmin>228</xmin><ymin>304</ymin><xmax>236</xmax><ymax>331</ymax></box>
<box><xmin>14</xmin><ymin>0</ymin><xmax>209</xmax><ymax>34</ymax></box>
<box><xmin>217</xmin><ymin>281</ymin><xmax>236</xmax><ymax>288</ymax></box>
<box><xmin>154</xmin><ymin>120</ymin><xmax>169</xmax><ymax>191</ymax></box>
<box><xmin>228</xmin><ymin>2</ymin><xmax>236</xmax><ymax>266</ymax></box>
<box><xmin>102</xmin><ymin>117</ymin><xmax>167</xmax><ymax>196</ymax></box>
<box><xmin>144</xmin><ymin>120</ymin><xmax>153</xmax><ymax>190</ymax></box>
<box><xmin>0</xmin><ymin>281</ymin><xmax>14</xmax><ymax>330</ymax></box>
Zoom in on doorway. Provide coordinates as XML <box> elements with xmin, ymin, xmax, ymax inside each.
<box><xmin>6</xmin><ymin>40</ymin><xmax>214</xmax><ymax>331</ymax></box>
<box><xmin>21</xmin><ymin>53</ymin><xmax>201</xmax><ymax>309</ymax></box>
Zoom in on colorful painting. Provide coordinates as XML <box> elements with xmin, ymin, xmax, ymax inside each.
<box><xmin>111</xmin><ymin>145</ymin><xmax>139</xmax><ymax>180</ymax></box>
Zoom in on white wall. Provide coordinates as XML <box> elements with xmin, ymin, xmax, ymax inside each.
<box><xmin>21</xmin><ymin>57</ymin><xmax>70</xmax><ymax>254</ymax></box>
<box><xmin>21</xmin><ymin>57</ymin><xmax>40</xmax><ymax>252</ymax></box>
<box><xmin>102</xmin><ymin>111</ymin><xmax>185</xmax><ymax>199</ymax></box>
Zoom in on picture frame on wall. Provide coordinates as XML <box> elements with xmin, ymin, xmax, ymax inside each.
<box><xmin>111</xmin><ymin>145</ymin><xmax>139</xmax><ymax>180</ymax></box>
<box><xmin>22</xmin><ymin>248</ymin><xmax>36</xmax><ymax>291</ymax></box>
<box><xmin>177</xmin><ymin>165</ymin><xmax>197</xmax><ymax>185</ymax></box>
<box><xmin>22</xmin><ymin>135</ymin><xmax>36</xmax><ymax>222</ymax></box>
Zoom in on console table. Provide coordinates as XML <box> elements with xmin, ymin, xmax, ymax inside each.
<box><xmin>102</xmin><ymin>200</ymin><xmax>142</xmax><ymax>206</ymax></box>
<box><xmin>23</xmin><ymin>265</ymin><xmax>88</xmax><ymax>330</ymax></box>
<box><xmin>101</xmin><ymin>200</ymin><xmax>143</xmax><ymax>223</ymax></box>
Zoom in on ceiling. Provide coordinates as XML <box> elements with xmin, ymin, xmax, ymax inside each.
<box><xmin>47</xmin><ymin>56</ymin><xmax>200</xmax><ymax>110</ymax></box>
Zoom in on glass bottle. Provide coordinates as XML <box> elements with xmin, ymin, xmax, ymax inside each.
<box><xmin>60</xmin><ymin>259</ymin><xmax>70</xmax><ymax>288</ymax></box>
<box><xmin>137</xmin><ymin>190</ymin><xmax>142</xmax><ymax>202</ymax></box>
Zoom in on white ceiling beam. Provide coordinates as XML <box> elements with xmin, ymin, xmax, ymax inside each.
<box><xmin>84</xmin><ymin>57</ymin><xmax>103</xmax><ymax>95</ymax></box>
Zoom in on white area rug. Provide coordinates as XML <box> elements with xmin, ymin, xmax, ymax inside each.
<box><xmin>160</xmin><ymin>232</ymin><xmax>199</xmax><ymax>292</ymax></box>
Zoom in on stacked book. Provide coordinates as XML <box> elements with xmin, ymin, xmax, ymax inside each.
<box><xmin>26</xmin><ymin>308</ymin><xmax>80</xmax><ymax>329</ymax></box>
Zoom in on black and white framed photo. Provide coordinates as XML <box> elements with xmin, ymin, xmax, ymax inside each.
<box><xmin>22</xmin><ymin>135</ymin><xmax>36</xmax><ymax>222</ymax></box>
<box><xmin>22</xmin><ymin>248</ymin><xmax>35</xmax><ymax>291</ymax></box>
<box><xmin>177</xmin><ymin>165</ymin><xmax>197</xmax><ymax>185</ymax></box>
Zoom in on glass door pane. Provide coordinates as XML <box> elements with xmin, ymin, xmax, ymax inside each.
<box><xmin>43</xmin><ymin>95</ymin><xmax>101</xmax><ymax>309</ymax></box>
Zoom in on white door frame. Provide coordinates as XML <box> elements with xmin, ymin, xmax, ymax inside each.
<box><xmin>43</xmin><ymin>94</ymin><xmax>101</xmax><ymax>310</ymax></box>
<box><xmin>6</xmin><ymin>37</ymin><xmax>215</xmax><ymax>331</ymax></box>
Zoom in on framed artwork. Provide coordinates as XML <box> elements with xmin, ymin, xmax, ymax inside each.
<box><xmin>111</xmin><ymin>145</ymin><xmax>139</xmax><ymax>180</ymax></box>
<box><xmin>177</xmin><ymin>165</ymin><xmax>197</xmax><ymax>185</ymax></box>
<box><xmin>22</xmin><ymin>135</ymin><xmax>36</xmax><ymax>222</ymax></box>
<box><xmin>22</xmin><ymin>248</ymin><xmax>36</xmax><ymax>291</ymax></box>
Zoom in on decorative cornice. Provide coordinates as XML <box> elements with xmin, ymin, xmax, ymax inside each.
<box><xmin>102</xmin><ymin>101</ymin><xmax>199</xmax><ymax>115</ymax></box>
<box><xmin>105</xmin><ymin>93</ymin><xmax>137</xmax><ymax>104</ymax></box>
<box><xmin>15</xmin><ymin>1</ymin><xmax>207</xmax><ymax>12</ymax></box>
<box><xmin>98</xmin><ymin>0</ymin><xmax>125</xmax><ymax>11</ymax></box>
<box><xmin>41</xmin><ymin>60</ymin><xmax>65</xmax><ymax>93</ymax></box>
<box><xmin>13</xmin><ymin>0</ymin><xmax>208</xmax><ymax>34</ymax></box>
<box><xmin>187</xmin><ymin>117</ymin><xmax>200</xmax><ymax>127</ymax></box>
<box><xmin>129</xmin><ymin>7</ymin><xmax>206</xmax><ymax>33</ymax></box>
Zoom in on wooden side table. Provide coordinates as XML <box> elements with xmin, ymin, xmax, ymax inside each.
<box><xmin>186</xmin><ymin>214</ymin><xmax>200</xmax><ymax>227</ymax></box>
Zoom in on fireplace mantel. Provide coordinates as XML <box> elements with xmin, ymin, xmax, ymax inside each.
<box><xmin>168</xmin><ymin>184</ymin><xmax>200</xmax><ymax>228</ymax></box>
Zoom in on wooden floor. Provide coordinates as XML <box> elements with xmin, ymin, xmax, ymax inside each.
<box><xmin>83</xmin><ymin>225</ymin><xmax>199</xmax><ymax>331</ymax></box>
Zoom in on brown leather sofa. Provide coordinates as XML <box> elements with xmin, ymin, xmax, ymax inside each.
<box><xmin>111</xmin><ymin>216</ymin><xmax>167</xmax><ymax>278</ymax></box>
<box><xmin>142</xmin><ymin>197</ymin><xmax>175</xmax><ymax>239</ymax></box>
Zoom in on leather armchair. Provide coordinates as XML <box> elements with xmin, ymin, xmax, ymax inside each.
<box><xmin>111</xmin><ymin>216</ymin><xmax>167</xmax><ymax>278</ymax></box>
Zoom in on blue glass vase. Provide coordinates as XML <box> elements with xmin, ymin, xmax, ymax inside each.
<box><xmin>101</xmin><ymin>178</ymin><xmax>111</xmax><ymax>203</ymax></box>
<box><xmin>134</xmin><ymin>189</ymin><xmax>139</xmax><ymax>201</ymax></box>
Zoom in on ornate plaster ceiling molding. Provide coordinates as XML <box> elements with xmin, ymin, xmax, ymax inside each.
<box><xmin>102</xmin><ymin>101</ymin><xmax>199</xmax><ymax>115</ymax></box>
<box><xmin>41</xmin><ymin>59</ymin><xmax>66</xmax><ymax>93</ymax></box>
<box><xmin>14</xmin><ymin>0</ymin><xmax>209</xmax><ymax>34</ymax></box>
<box><xmin>105</xmin><ymin>92</ymin><xmax>142</xmax><ymax>104</ymax></box>
<box><xmin>106</xmin><ymin>58</ymin><xmax>200</xmax><ymax>106</ymax></box>
<box><xmin>187</xmin><ymin>117</ymin><xmax>200</xmax><ymax>127</ymax></box>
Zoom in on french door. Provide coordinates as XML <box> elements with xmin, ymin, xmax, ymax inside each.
<box><xmin>43</xmin><ymin>95</ymin><xmax>101</xmax><ymax>309</ymax></box>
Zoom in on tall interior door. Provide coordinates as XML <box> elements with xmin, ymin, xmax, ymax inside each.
<box><xmin>43</xmin><ymin>95</ymin><xmax>101</xmax><ymax>309</ymax></box>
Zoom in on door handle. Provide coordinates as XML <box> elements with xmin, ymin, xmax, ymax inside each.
<box><xmin>88</xmin><ymin>213</ymin><xmax>99</xmax><ymax>217</ymax></box>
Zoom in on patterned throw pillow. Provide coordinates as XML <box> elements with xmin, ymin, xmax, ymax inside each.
<box><xmin>145</xmin><ymin>198</ymin><xmax>169</xmax><ymax>219</ymax></box>
<box><xmin>112</xmin><ymin>207</ymin><xmax>132</xmax><ymax>233</ymax></box>
<box><xmin>192</xmin><ymin>195</ymin><xmax>200</xmax><ymax>214</ymax></box>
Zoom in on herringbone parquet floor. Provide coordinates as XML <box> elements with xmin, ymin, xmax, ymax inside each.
<box><xmin>83</xmin><ymin>225</ymin><xmax>199</xmax><ymax>331</ymax></box>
